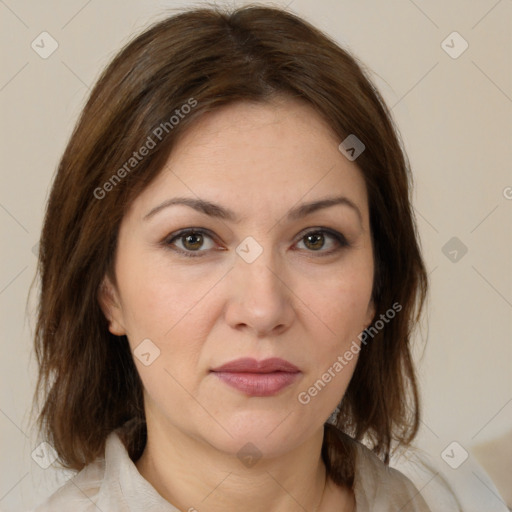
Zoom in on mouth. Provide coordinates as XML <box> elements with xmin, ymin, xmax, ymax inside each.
<box><xmin>210</xmin><ymin>357</ymin><xmax>301</xmax><ymax>397</ymax></box>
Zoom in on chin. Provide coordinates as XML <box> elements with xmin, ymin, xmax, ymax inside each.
<box><xmin>193</xmin><ymin>409</ymin><xmax>319</xmax><ymax>462</ymax></box>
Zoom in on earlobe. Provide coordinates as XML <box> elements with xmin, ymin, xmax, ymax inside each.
<box><xmin>365</xmin><ymin>299</ymin><xmax>376</xmax><ymax>328</ymax></box>
<box><xmin>98</xmin><ymin>276</ymin><xmax>126</xmax><ymax>336</ymax></box>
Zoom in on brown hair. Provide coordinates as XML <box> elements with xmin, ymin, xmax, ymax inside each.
<box><xmin>33</xmin><ymin>4</ymin><xmax>427</xmax><ymax>487</ymax></box>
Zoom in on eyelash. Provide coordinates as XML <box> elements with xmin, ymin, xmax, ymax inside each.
<box><xmin>162</xmin><ymin>227</ymin><xmax>349</xmax><ymax>258</ymax></box>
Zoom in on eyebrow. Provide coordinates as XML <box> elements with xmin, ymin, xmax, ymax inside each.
<box><xmin>143</xmin><ymin>195</ymin><xmax>362</xmax><ymax>225</ymax></box>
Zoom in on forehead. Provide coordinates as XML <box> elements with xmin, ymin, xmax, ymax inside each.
<box><xmin>128</xmin><ymin>98</ymin><xmax>369</xmax><ymax>224</ymax></box>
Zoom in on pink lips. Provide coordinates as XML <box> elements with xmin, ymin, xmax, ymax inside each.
<box><xmin>210</xmin><ymin>357</ymin><xmax>301</xmax><ymax>396</ymax></box>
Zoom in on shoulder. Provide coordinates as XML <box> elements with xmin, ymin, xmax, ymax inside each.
<box><xmin>30</xmin><ymin>458</ymin><xmax>106</xmax><ymax>511</ymax></box>
<box><xmin>29</xmin><ymin>431</ymin><xmax>128</xmax><ymax>512</ymax></box>
<box><xmin>29</xmin><ymin>424</ymin><xmax>178</xmax><ymax>512</ymax></box>
<box><xmin>351</xmin><ymin>440</ymin><xmax>433</xmax><ymax>512</ymax></box>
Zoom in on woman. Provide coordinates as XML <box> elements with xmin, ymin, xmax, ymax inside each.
<box><xmin>32</xmin><ymin>5</ymin><xmax>440</xmax><ymax>511</ymax></box>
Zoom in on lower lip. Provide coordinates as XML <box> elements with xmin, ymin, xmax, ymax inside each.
<box><xmin>212</xmin><ymin>371</ymin><xmax>300</xmax><ymax>396</ymax></box>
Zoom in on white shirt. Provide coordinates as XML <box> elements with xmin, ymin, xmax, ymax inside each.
<box><xmin>29</xmin><ymin>428</ymin><xmax>440</xmax><ymax>511</ymax></box>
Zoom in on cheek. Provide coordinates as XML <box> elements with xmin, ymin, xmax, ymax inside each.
<box><xmin>295</xmin><ymin>253</ymin><xmax>373</xmax><ymax>396</ymax></box>
<box><xmin>114</xmin><ymin>254</ymin><xmax>228</xmax><ymax>395</ymax></box>
<box><xmin>115</xmin><ymin>247</ymin><xmax>226</xmax><ymax>342</ymax></box>
<box><xmin>301</xmin><ymin>257</ymin><xmax>373</xmax><ymax>338</ymax></box>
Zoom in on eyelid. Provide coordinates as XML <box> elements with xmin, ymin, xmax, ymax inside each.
<box><xmin>162</xmin><ymin>226</ymin><xmax>349</xmax><ymax>258</ymax></box>
<box><xmin>163</xmin><ymin>228</ymin><xmax>222</xmax><ymax>257</ymax></box>
<box><xmin>293</xmin><ymin>227</ymin><xmax>349</xmax><ymax>254</ymax></box>
<box><xmin>296</xmin><ymin>226</ymin><xmax>347</xmax><ymax>242</ymax></box>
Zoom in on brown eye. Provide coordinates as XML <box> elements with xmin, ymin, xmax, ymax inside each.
<box><xmin>165</xmin><ymin>229</ymin><xmax>217</xmax><ymax>257</ymax></box>
<box><xmin>303</xmin><ymin>232</ymin><xmax>325</xmax><ymax>251</ymax></box>
<box><xmin>295</xmin><ymin>228</ymin><xmax>348</xmax><ymax>255</ymax></box>
<box><xmin>182</xmin><ymin>232</ymin><xmax>204</xmax><ymax>251</ymax></box>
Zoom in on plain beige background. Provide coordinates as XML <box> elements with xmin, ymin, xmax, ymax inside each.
<box><xmin>0</xmin><ymin>0</ymin><xmax>511</xmax><ymax>510</ymax></box>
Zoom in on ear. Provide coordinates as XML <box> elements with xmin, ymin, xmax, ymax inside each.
<box><xmin>98</xmin><ymin>275</ymin><xmax>126</xmax><ymax>336</ymax></box>
<box><xmin>364</xmin><ymin>298</ymin><xmax>376</xmax><ymax>329</ymax></box>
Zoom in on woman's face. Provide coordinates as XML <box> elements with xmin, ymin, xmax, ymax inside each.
<box><xmin>102</xmin><ymin>98</ymin><xmax>375</xmax><ymax>458</ymax></box>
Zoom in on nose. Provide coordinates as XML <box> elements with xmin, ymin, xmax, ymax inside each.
<box><xmin>224</xmin><ymin>249</ymin><xmax>295</xmax><ymax>338</ymax></box>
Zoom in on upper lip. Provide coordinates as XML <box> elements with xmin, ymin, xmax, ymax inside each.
<box><xmin>211</xmin><ymin>357</ymin><xmax>300</xmax><ymax>373</ymax></box>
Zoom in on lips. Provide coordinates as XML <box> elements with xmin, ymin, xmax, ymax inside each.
<box><xmin>210</xmin><ymin>357</ymin><xmax>301</xmax><ymax>396</ymax></box>
<box><xmin>211</xmin><ymin>357</ymin><xmax>300</xmax><ymax>373</ymax></box>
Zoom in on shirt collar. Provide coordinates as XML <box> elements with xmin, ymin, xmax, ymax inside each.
<box><xmin>98</xmin><ymin>431</ymin><xmax>180</xmax><ymax>511</ymax></box>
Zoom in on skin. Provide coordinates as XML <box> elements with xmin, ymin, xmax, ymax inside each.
<box><xmin>100</xmin><ymin>97</ymin><xmax>375</xmax><ymax>512</ymax></box>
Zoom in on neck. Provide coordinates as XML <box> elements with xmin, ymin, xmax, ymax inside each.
<box><xmin>135</xmin><ymin>419</ymin><xmax>333</xmax><ymax>512</ymax></box>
